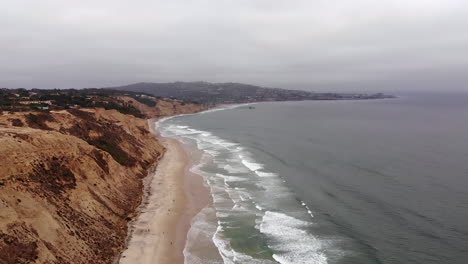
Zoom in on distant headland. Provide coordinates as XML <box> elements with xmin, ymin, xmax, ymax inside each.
<box><xmin>105</xmin><ymin>81</ymin><xmax>395</xmax><ymax>105</ymax></box>
<box><xmin>1</xmin><ymin>81</ymin><xmax>394</xmax><ymax>113</ymax></box>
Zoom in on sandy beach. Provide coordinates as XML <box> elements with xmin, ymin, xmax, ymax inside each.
<box><xmin>118</xmin><ymin>123</ymin><xmax>210</xmax><ymax>264</ymax></box>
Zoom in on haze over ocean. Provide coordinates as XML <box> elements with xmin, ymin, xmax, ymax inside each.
<box><xmin>159</xmin><ymin>92</ymin><xmax>468</xmax><ymax>264</ymax></box>
<box><xmin>3</xmin><ymin>1</ymin><xmax>468</xmax><ymax>263</ymax></box>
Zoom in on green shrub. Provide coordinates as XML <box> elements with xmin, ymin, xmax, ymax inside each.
<box><xmin>25</xmin><ymin>113</ymin><xmax>55</xmax><ymax>130</ymax></box>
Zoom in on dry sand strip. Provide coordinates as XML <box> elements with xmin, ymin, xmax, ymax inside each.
<box><xmin>119</xmin><ymin>137</ymin><xmax>192</xmax><ymax>264</ymax></box>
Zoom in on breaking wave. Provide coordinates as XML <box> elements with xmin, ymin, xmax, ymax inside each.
<box><xmin>157</xmin><ymin>114</ymin><xmax>337</xmax><ymax>264</ymax></box>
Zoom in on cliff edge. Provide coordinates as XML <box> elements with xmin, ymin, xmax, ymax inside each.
<box><xmin>0</xmin><ymin>97</ymin><xmax>207</xmax><ymax>264</ymax></box>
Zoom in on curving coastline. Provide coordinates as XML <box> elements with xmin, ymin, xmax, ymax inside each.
<box><xmin>118</xmin><ymin>106</ymin><xmax>246</xmax><ymax>263</ymax></box>
<box><xmin>118</xmin><ymin>120</ymin><xmax>211</xmax><ymax>264</ymax></box>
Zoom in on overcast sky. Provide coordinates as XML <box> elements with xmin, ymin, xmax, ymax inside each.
<box><xmin>1</xmin><ymin>0</ymin><xmax>468</xmax><ymax>92</ymax></box>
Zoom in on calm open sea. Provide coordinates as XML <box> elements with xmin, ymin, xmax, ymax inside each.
<box><xmin>158</xmin><ymin>92</ymin><xmax>468</xmax><ymax>264</ymax></box>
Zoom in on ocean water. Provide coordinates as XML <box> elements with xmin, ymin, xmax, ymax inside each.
<box><xmin>157</xmin><ymin>93</ymin><xmax>468</xmax><ymax>264</ymax></box>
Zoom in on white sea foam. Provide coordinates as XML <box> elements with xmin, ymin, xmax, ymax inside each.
<box><xmin>260</xmin><ymin>211</ymin><xmax>327</xmax><ymax>264</ymax></box>
<box><xmin>224</xmin><ymin>188</ymin><xmax>252</xmax><ymax>211</ymax></box>
<box><xmin>222</xmin><ymin>164</ymin><xmax>250</xmax><ymax>174</ymax></box>
<box><xmin>207</xmin><ymin>150</ymin><xmax>222</xmax><ymax>156</ymax></box>
<box><xmin>255</xmin><ymin>171</ymin><xmax>278</xmax><ymax>177</ymax></box>
<box><xmin>157</xmin><ymin>114</ymin><xmax>332</xmax><ymax>264</ymax></box>
<box><xmin>239</xmin><ymin>154</ymin><xmax>264</xmax><ymax>171</ymax></box>
<box><xmin>183</xmin><ymin>207</ymin><xmax>222</xmax><ymax>264</ymax></box>
<box><xmin>213</xmin><ymin>224</ymin><xmax>275</xmax><ymax>264</ymax></box>
<box><xmin>212</xmin><ymin>225</ymin><xmax>236</xmax><ymax>264</ymax></box>
<box><xmin>216</xmin><ymin>174</ymin><xmax>247</xmax><ymax>184</ymax></box>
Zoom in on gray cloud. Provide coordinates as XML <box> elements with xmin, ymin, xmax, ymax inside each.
<box><xmin>1</xmin><ymin>0</ymin><xmax>468</xmax><ymax>91</ymax></box>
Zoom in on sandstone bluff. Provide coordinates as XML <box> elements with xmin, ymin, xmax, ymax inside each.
<box><xmin>0</xmin><ymin>96</ymin><xmax>207</xmax><ymax>264</ymax></box>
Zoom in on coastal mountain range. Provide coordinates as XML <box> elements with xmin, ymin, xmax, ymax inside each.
<box><xmin>106</xmin><ymin>81</ymin><xmax>393</xmax><ymax>104</ymax></box>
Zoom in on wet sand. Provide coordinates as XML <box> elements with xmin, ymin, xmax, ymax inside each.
<box><xmin>119</xmin><ymin>128</ymin><xmax>210</xmax><ymax>264</ymax></box>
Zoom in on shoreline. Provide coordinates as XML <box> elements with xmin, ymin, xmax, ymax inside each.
<box><xmin>116</xmin><ymin>103</ymin><xmax>262</xmax><ymax>263</ymax></box>
<box><xmin>118</xmin><ymin>119</ymin><xmax>211</xmax><ymax>264</ymax></box>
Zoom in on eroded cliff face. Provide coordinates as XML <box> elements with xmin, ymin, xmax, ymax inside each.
<box><xmin>0</xmin><ymin>100</ymin><xmax>204</xmax><ymax>264</ymax></box>
<box><xmin>116</xmin><ymin>96</ymin><xmax>209</xmax><ymax>118</ymax></box>
<box><xmin>0</xmin><ymin>109</ymin><xmax>164</xmax><ymax>264</ymax></box>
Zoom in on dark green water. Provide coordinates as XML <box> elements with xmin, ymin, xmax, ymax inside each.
<box><xmin>160</xmin><ymin>93</ymin><xmax>468</xmax><ymax>264</ymax></box>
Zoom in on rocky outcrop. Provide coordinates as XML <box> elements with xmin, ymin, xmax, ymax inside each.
<box><xmin>0</xmin><ymin>99</ymin><xmax>207</xmax><ymax>264</ymax></box>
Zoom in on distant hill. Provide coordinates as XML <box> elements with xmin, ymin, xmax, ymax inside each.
<box><xmin>105</xmin><ymin>82</ymin><xmax>393</xmax><ymax>104</ymax></box>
